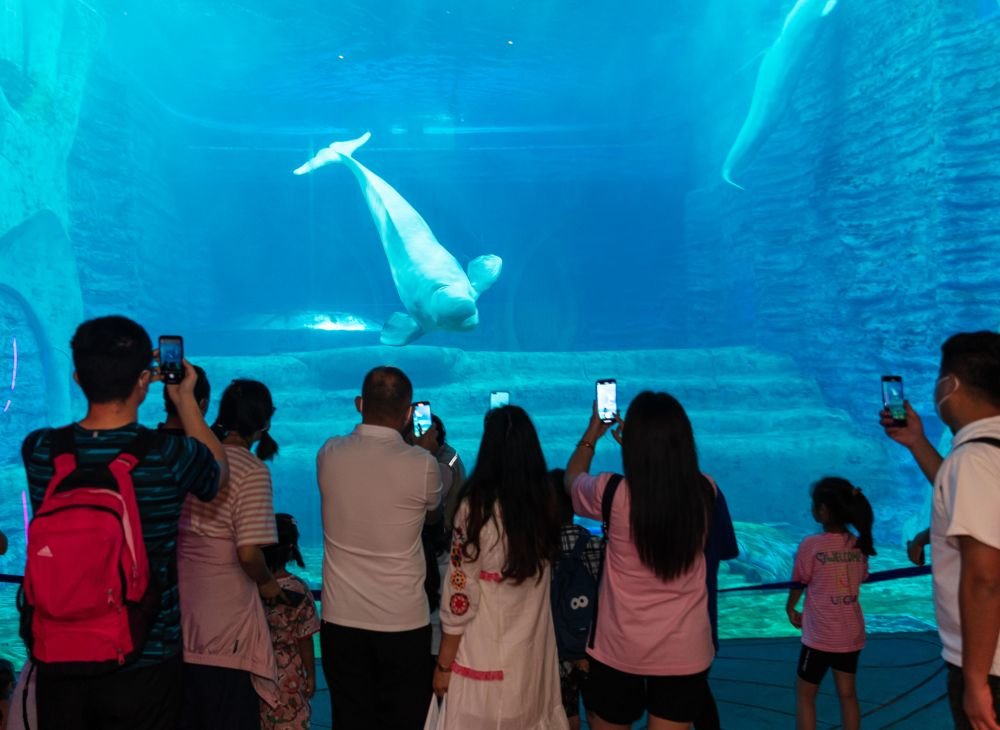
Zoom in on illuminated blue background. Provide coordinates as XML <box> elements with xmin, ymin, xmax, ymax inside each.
<box><xmin>3</xmin><ymin>0</ymin><xmax>998</xmax><ymax>645</ymax></box>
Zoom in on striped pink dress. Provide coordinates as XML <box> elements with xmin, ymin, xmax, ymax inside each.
<box><xmin>178</xmin><ymin>444</ymin><xmax>280</xmax><ymax>705</ymax></box>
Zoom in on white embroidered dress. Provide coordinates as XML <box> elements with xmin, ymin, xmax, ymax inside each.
<box><xmin>440</xmin><ymin>502</ymin><xmax>568</xmax><ymax>730</ymax></box>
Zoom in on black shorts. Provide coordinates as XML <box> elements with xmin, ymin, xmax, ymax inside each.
<box><xmin>797</xmin><ymin>645</ymin><xmax>861</xmax><ymax>685</ymax></box>
<box><xmin>581</xmin><ymin>655</ymin><xmax>709</xmax><ymax>725</ymax></box>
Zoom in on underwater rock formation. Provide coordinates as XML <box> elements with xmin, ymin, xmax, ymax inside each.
<box><xmin>0</xmin><ymin>213</ymin><xmax>84</xmax><ymax>426</ymax></box>
<box><xmin>294</xmin><ymin>133</ymin><xmax>503</xmax><ymax>346</ymax></box>
<box><xmin>728</xmin><ymin>521</ymin><xmax>799</xmax><ymax>585</ymax></box>
<box><xmin>0</xmin><ymin>0</ymin><xmax>103</xmax><ymax>427</ymax></box>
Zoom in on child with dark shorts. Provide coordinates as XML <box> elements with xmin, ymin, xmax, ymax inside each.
<box><xmin>786</xmin><ymin>477</ymin><xmax>877</xmax><ymax>730</ymax></box>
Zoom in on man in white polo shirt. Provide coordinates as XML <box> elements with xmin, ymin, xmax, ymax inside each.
<box><xmin>931</xmin><ymin>332</ymin><xmax>1000</xmax><ymax>729</ymax></box>
<box><xmin>316</xmin><ymin>366</ymin><xmax>441</xmax><ymax>730</ymax></box>
<box><xmin>885</xmin><ymin>332</ymin><xmax>1000</xmax><ymax>729</ymax></box>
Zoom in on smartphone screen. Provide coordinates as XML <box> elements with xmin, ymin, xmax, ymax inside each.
<box><xmin>596</xmin><ymin>379</ymin><xmax>617</xmax><ymax>424</ymax></box>
<box><xmin>159</xmin><ymin>336</ymin><xmax>184</xmax><ymax>385</ymax></box>
<box><xmin>413</xmin><ymin>401</ymin><xmax>432</xmax><ymax>438</ymax></box>
<box><xmin>490</xmin><ymin>391</ymin><xmax>510</xmax><ymax>409</ymax></box>
<box><xmin>881</xmin><ymin>375</ymin><xmax>906</xmax><ymax>426</ymax></box>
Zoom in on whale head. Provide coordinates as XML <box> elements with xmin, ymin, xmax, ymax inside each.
<box><xmin>429</xmin><ymin>286</ymin><xmax>480</xmax><ymax>331</ymax></box>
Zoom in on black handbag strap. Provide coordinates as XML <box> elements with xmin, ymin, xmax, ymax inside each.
<box><xmin>587</xmin><ymin>474</ymin><xmax>623</xmax><ymax>651</ymax></box>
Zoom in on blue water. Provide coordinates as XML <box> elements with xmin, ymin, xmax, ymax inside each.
<box><xmin>2</xmin><ymin>0</ymin><xmax>997</xmax><ymax>642</ymax></box>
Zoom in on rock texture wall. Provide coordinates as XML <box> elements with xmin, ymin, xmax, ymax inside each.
<box><xmin>684</xmin><ymin>0</ymin><xmax>1000</xmax><ymax>431</ymax></box>
<box><xmin>0</xmin><ymin>0</ymin><xmax>102</xmax><ymax>442</ymax></box>
<box><xmin>68</xmin><ymin>60</ymin><xmax>210</xmax><ymax>331</ymax></box>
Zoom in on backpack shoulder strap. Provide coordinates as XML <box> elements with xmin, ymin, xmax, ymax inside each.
<box><xmin>588</xmin><ymin>473</ymin><xmax>623</xmax><ymax>651</ymax></box>
<box><xmin>960</xmin><ymin>436</ymin><xmax>1000</xmax><ymax>450</ymax></box>
<box><xmin>43</xmin><ymin>427</ymin><xmax>79</xmax><ymax>501</ymax></box>
<box><xmin>568</xmin><ymin>525</ymin><xmax>590</xmax><ymax>561</ymax></box>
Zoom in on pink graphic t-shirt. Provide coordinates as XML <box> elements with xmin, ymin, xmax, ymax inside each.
<box><xmin>792</xmin><ymin>532</ymin><xmax>869</xmax><ymax>653</ymax></box>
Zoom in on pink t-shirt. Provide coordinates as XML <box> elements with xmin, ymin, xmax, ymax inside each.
<box><xmin>792</xmin><ymin>532</ymin><xmax>869</xmax><ymax>653</ymax></box>
<box><xmin>571</xmin><ymin>473</ymin><xmax>713</xmax><ymax>676</ymax></box>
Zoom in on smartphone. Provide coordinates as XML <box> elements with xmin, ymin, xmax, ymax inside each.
<box><xmin>881</xmin><ymin>375</ymin><xmax>906</xmax><ymax>427</ymax></box>
<box><xmin>596</xmin><ymin>379</ymin><xmax>617</xmax><ymax>424</ymax></box>
<box><xmin>158</xmin><ymin>336</ymin><xmax>184</xmax><ymax>385</ymax></box>
<box><xmin>413</xmin><ymin>401</ymin><xmax>432</xmax><ymax>438</ymax></box>
<box><xmin>490</xmin><ymin>391</ymin><xmax>510</xmax><ymax>409</ymax></box>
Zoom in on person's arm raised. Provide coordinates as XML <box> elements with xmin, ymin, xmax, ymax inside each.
<box><xmin>565</xmin><ymin>402</ymin><xmax>615</xmax><ymax>493</ymax></box>
<box><xmin>879</xmin><ymin>401</ymin><xmax>943</xmax><ymax>486</ymax></box>
<box><xmin>166</xmin><ymin>359</ymin><xmax>230</xmax><ymax>490</ymax></box>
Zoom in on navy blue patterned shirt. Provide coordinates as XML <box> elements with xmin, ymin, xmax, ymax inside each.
<box><xmin>22</xmin><ymin>423</ymin><xmax>219</xmax><ymax>667</ymax></box>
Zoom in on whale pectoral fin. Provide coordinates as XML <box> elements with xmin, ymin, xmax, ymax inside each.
<box><xmin>381</xmin><ymin>312</ymin><xmax>424</xmax><ymax>347</ymax></box>
<box><xmin>467</xmin><ymin>255</ymin><xmax>503</xmax><ymax>296</ymax></box>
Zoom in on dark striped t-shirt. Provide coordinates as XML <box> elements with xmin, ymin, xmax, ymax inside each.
<box><xmin>22</xmin><ymin>423</ymin><xmax>219</xmax><ymax>667</ymax></box>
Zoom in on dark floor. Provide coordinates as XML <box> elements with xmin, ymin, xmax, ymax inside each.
<box><xmin>308</xmin><ymin>631</ymin><xmax>952</xmax><ymax>729</ymax></box>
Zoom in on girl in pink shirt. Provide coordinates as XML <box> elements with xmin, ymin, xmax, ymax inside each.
<box><xmin>786</xmin><ymin>477</ymin><xmax>876</xmax><ymax>730</ymax></box>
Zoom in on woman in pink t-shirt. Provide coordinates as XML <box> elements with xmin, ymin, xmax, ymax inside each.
<box><xmin>565</xmin><ymin>392</ymin><xmax>715</xmax><ymax>730</ymax></box>
<box><xmin>786</xmin><ymin>477</ymin><xmax>876</xmax><ymax>730</ymax></box>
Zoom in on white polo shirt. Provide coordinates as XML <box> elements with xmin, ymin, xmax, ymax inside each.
<box><xmin>317</xmin><ymin>424</ymin><xmax>442</xmax><ymax>632</ymax></box>
<box><xmin>932</xmin><ymin>414</ymin><xmax>1000</xmax><ymax>675</ymax></box>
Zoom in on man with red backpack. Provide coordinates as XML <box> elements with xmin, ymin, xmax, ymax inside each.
<box><xmin>20</xmin><ymin>316</ymin><xmax>229</xmax><ymax>730</ymax></box>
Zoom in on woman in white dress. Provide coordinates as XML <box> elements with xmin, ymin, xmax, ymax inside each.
<box><xmin>433</xmin><ymin>406</ymin><xmax>569</xmax><ymax>730</ymax></box>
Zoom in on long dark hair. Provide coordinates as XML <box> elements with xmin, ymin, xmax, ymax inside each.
<box><xmin>457</xmin><ymin>406</ymin><xmax>560</xmax><ymax>584</ymax></box>
<box><xmin>811</xmin><ymin>477</ymin><xmax>877</xmax><ymax>556</ymax></box>
<box><xmin>622</xmin><ymin>391</ymin><xmax>709</xmax><ymax>581</ymax></box>
<box><xmin>212</xmin><ymin>379</ymin><xmax>279</xmax><ymax>461</ymax></box>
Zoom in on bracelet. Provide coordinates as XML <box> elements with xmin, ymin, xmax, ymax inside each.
<box><xmin>577</xmin><ymin>439</ymin><xmax>595</xmax><ymax>451</ymax></box>
<box><xmin>436</xmin><ymin>662</ymin><xmax>452</xmax><ymax>673</ymax></box>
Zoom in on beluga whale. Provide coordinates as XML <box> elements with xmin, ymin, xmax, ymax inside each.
<box><xmin>721</xmin><ymin>0</ymin><xmax>839</xmax><ymax>189</ymax></box>
<box><xmin>294</xmin><ymin>132</ymin><xmax>502</xmax><ymax>346</ymax></box>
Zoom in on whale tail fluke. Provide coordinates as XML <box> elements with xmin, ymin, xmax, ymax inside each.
<box><xmin>467</xmin><ymin>255</ymin><xmax>503</xmax><ymax>297</ymax></box>
<box><xmin>327</xmin><ymin>131</ymin><xmax>372</xmax><ymax>159</ymax></box>
<box><xmin>293</xmin><ymin>131</ymin><xmax>372</xmax><ymax>175</ymax></box>
<box><xmin>381</xmin><ymin>312</ymin><xmax>424</xmax><ymax>347</ymax></box>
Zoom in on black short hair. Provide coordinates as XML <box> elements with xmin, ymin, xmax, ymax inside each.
<box><xmin>940</xmin><ymin>331</ymin><xmax>1000</xmax><ymax>407</ymax></box>
<box><xmin>164</xmin><ymin>364</ymin><xmax>210</xmax><ymax>418</ymax></box>
<box><xmin>361</xmin><ymin>366</ymin><xmax>413</xmax><ymax>422</ymax></box>
<box><xmin>71</xmin><ymin>316</ymin><xmax>153</xmax><ymax>404</ymax></box>
<box><xmin>431</xmin><ymin>414</ymin><xmax>446</xmax><ymax>448</ymax></box>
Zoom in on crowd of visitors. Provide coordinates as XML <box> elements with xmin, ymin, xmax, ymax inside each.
<box><xmin>8</xmin><ymin>315</ymin><xmax>1000</xmax><ymax>730</ymax></box>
